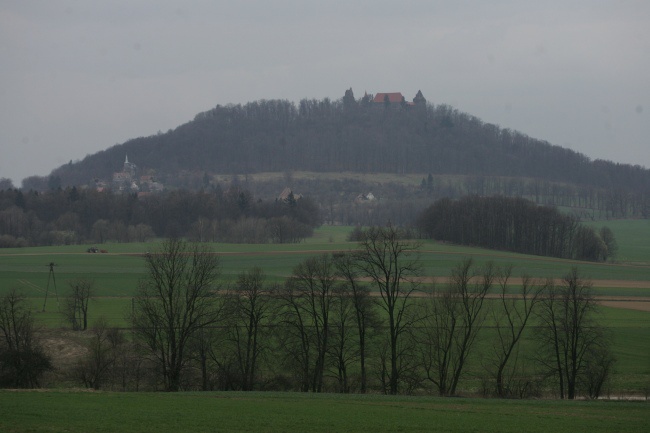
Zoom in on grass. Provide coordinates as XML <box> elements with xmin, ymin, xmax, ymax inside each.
<box><xmin>0</xmin><ymin>390</ymin><xmax>648</xmax><ymax>433</ymax></box>
<box><xmin>1</xmin><ymin>223</ymin><xmax>648</xmax><ymax>326</ymax></box>
<box><xmin>584</xmin><ymin>219</ymin><xmax>650</xmax><ymax>264</ymax></box>
<box><xmin>614</xmin><ymin>220</ymin><xmax>650</xmax><ymax>263</ymax></box>
<box><xmin>600</xmin><ymin>307</ymin><xmax>650</xmax><ymax>390</ymax></box>
<box><xmin>444</xmin><ymin>301</ymin><xmax>650</xmax><ymax>394</ymax></box>
<box><xmin>2</xmin><ymin>227</ymin><xmax>649</xmax><ymax>298</ymax></box>
<box><xmin>1</xmin><ymin>223</ymin><xmax>649</xmax><ymax>392</ymax></box>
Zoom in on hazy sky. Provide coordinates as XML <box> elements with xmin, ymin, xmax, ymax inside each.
<box><xmin>1</xmin><ymin>1</ymin><xmax>648</xmax><ymax>185</ymax></box>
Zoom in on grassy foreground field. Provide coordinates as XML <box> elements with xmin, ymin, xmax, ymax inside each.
<box><xmin>0</xmin><ymin>390</ymin><xmax>648</xmax><ymax>433</ymax></box>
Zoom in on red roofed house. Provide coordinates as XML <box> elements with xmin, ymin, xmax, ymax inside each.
<box><xmin>372</xmin><ymin>91</ymin><xmax>426</xmax><ymax>108</ymax></box>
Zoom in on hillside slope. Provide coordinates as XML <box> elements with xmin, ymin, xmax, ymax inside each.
<box><xmin>48</xmin><ymin>93</ymin><xmax>650</xmax><ymax>196</ymax></box>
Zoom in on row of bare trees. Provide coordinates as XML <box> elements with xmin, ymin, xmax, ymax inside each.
<box><xmin>3</xmin><ymin>225</ymin><xmax>609</xmax><ymax>396</ymax></box>
<box><xmin>63</xmin><ymin>231</ymin><xmax>609</xmax><ymax>398</ymax></box>
<box><xmin>0</xmin><ymin>230</ymin><xmax>614</xmax><ymax>398</ymax></box>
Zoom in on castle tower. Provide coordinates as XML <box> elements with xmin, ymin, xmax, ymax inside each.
<box><xmin>413</xmin><ymin>90</ymin><xmax>426</xmax><ymax>105</ymax></box>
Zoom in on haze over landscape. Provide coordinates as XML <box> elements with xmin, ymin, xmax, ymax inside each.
<box><xmin>1</xmin><ymin>1</ymin><xmax>649</xmax><ymax>185</ymax></box>
<box><xmin>2</xmin><ymin>4</ymin><xmax>650</xmax><ymax>424</ymax></box>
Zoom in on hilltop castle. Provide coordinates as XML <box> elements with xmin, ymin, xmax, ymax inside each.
<box><xmin>371</xmin><ymin>90</ymin><xmax>426</xmax><ymax>108</ymax></box>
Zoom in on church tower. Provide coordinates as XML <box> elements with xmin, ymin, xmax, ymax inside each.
<box><xmin>123</xmin><ymin>154</ymin><xmax>137</xmax><ymax>178</ymax></box>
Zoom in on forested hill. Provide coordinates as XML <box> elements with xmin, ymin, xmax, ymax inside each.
<box><xmin>49</xmin><ymin>91</ymin><xmax>649</xmax><ymax>193</ymax></box>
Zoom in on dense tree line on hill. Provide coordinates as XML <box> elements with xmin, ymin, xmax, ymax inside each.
<box><xmin>6</xmin><ymin>232</ymin><xmax>613</xmax><ymax>399</ymax></box>
<box><xmin>0</xmin><ymin>187</ymin><xmax>320</xmax><ymax>247</ymax></box>
<box><xmin>416</xmin><ymin>196</ymin><xmax>616</xmax><ymax>262</ymax></box>
<box><xmin>34</xmin><ymin>89</ymin><xmax>648</xmax><ymax>219</ymax></box>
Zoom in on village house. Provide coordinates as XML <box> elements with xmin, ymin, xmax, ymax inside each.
<box><xmin>278</xmin><ymin>187</ymin><xmax>302</xmax><ymax>203</ymax></box>
<box><xmin>139</xmin><ymin>175</ymin><xmax>164</xmax><ymax>193</ymax></box>
<box><xmin>355</xmin><ymin>192</ymin><xmax>376</xmax><ymax>204</ymax></box>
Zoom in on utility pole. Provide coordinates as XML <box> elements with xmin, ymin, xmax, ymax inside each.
<box><xmin>42</xmin><ymin>262</ymin><xmax>59</xmax><ymax>312</ymax></box>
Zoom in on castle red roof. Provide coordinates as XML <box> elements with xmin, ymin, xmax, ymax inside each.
<box><xmin>372</xmin><ymin>92</ymin><xmax>405</xmax><ymax>103</ymax></box>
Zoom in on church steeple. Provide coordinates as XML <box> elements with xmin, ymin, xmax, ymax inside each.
<box><xmin>123</xmin><ymin>154</ymin><xmax>136</xmax><ymax>177</ymax></box>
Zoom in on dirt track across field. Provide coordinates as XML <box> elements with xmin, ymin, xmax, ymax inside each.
<box><xmin>596</xmin><ymin>299</ymin><xmax>650</xmax><ymax>312</ymax></box>
<box><xmin>420</xmin><ymin>277</ymin><xmax>650</xmax><ymax>312</ymax></box>
<box><xmin>418</xmin><ymin>276</ymin><xmax>648</xmax><ymax>289</ymax></box>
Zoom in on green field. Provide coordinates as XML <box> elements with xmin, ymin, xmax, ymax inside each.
<box><xmin>584</xmin><ymin>219</ymin><xmax>650</xmax><ymax>264</ymax></box>
<box><xmin>1</xmin><ymin>223</ymin><xmax>649</xmax><ymax>393</ymax></box>
<box><xmin>0</xmin><ymin>390</ymin><xmax>647</xmax><ymax>433</ymax></box>
<box><xmin>1</xmin><ymin>223</ymin><xmax>649</xmax><ymax>327</ymax></box>
<box><xmin>2</xmin><ymin>223</ymin><xmax>649</xmax><ymax>298</ymax></box>
<box><xmin>2</xmin><ymin>252</ymin><xmax>649</xmax><ymax>328</ymax></box>
<box><xmin>604</xmin><ymin>308</ymin><xmax>650</xmax><ymax>390</ymax></box>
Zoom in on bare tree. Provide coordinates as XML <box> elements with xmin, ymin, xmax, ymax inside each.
<box><xmin>0</xmin><ymin>289</ymin><xmax>52</xmax><ymax>388</ymax></box>
<box><xmin>488</xmin><ymin>269</ymin><xmax>543</xmax><ymax>397</ymax></box>
<box><xmin>277</xmin><ymin>282</ymin><xmax>312</xmax><ymax>392</ymax></box>
<box><xmin>64</xmin><ymin>278</ymin><xmax>93</xmax><ymax>331</ymax></box>
<box><xmin>128</xmin><ymin>224</ymin><xmax>156</xmax><ymax>243</ymax></box>
<box><xmin>599</xmin><ymin>226</ymin><xmax>618</xmax><ymax>261</ymax></box>
<box><xmin>190</xmin><ymin>325</ymin><xmax>225</xmax><ymax>391</ymax></box>
<box><xmin>74</xmin><ymin>317</ymin><xmax>121</xmax><ymax>389</ymax></box>
<box><xmin>279</xmin><ymin>255</ymin><xmax>336</xmax><ymax>392</ymax></box>
<box><xmin>536</xmin><ymin>268</ymin><xmax>612</xmax><ymax>399</ymax></box>
<box><xmin>227</xmin><ymin>267</ymin><xmax>277</xmax><ymax>391</ymax></box>
<box><xmin>131</xmin><ymin>238</ymin><xmax>222</xmax><ymax>392</ymax></box>
<box><xmin>354</xmin><ymin>225</ymin><xmax>421</xmax><ymax>394</ymax></box>
<box><xmin>91</xmin><ymin>219</ymin><xmax>110</xmax><ymax>244</ymax></box>
<box><xmin>418</xmin><ymin>258</ymin><xmax>494</xmax><ymax>396</ymax></box>
<box><xmin>333</xmin><ymin>252</ymin><xmax>378</xmax><ymax>393</ymax></box>
<box><xmin>580</xmin><ymin>343</ymin><xmax>615</xmax><ymax>399</ymax></box>
<box><xmin>328</xmin><ymin>282</ymin><xmax>357</xmax><ymax>393</ymax></box>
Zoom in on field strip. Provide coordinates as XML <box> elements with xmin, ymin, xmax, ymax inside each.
<box><xmin>588</xmin><ymin>279</ymin><xmax>649</xmax><ymax>289</ymax></box>
<box><xmin>89</xmin><ymin>294</ymin><xmax>650</xmax><ymax>312</ymax></box>
<box><xmin>598</xmin><ymin>300</ymin><xmax>650</xmax><ymax>312</ymax></box>
<box><xmin>410</xmin><ymin>276</ymin><xmax>649</xmax><ymax>289</ymax></box>
<box><xmin>1</xmin><ymin>248</ymin><xmax>649</xmax><ymax>266</ymax></box>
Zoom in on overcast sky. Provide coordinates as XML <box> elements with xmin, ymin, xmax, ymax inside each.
<box><xmin>1</xmin><ymin>1</ymin><xmax>648</xmax><ymax>185</ymax></box>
